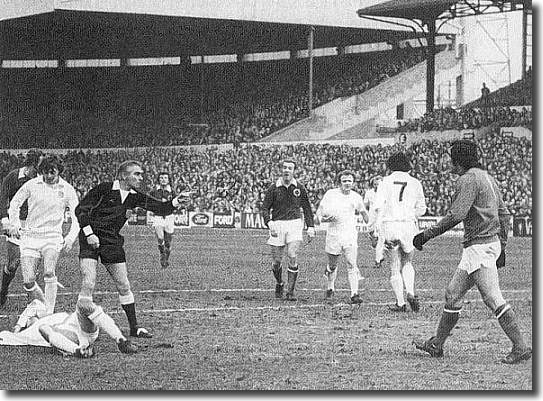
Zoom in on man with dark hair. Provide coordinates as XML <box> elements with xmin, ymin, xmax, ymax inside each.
<box><xmin>0</xmin><ymin>150</ymin><xmax>41</xmax><ymax>306</ymax></box>
<box><xmin>413</xmin><ymin>140</ymin><xmax>531</xmax><ymax>364</ymax></box>
<box><xmin>317</xmin><ymin>170</ymin><xmax>368</xmax><ymax>304</ymax></box>
<box><xmin>369</xmin><ymin>152</ymin><xmax>426</xmax><ymax>312</ymax></box>
<box><xmin>150</xmin><ymin>171</ymin><xmax>177</xmax><ymax>268</ymax></box>
<box><xmin>8</xmin><ymin>154</ymin><xmax>80</xmax><ymax>315</ymax></box>
<box><xmin>75</xmin><ymin>160</ymin><xmax>187</xmax><ymax>338</ymax></box>
<box><xmin>262</xmin><ymin>159</ymin><xmax>315</xmax><ymax>301</ymax></box>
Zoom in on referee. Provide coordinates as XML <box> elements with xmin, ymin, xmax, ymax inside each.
<box><xmin>75</xmin><ymin>160</ymin><xmax>186</xmax><ymax>338</ymax></box>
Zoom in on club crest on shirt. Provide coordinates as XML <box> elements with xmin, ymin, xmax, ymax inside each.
<box><xmin>293</xmin><ymin>188</ymin><xmax>301</xmax><ymax>197</ymax></box>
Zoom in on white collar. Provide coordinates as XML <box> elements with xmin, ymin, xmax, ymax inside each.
<box><xmin>18</xmin><ymin>168</ymin><xmax>26</xmax><ymax>179</ymax></box>
<box><xmin>36</xmin><ymin>176</ymin><xmax>64</xmax><ymax>187</ymax></box>
<box><xmin>113</xmin><ymin>180</ymin><xmax>137</xmax><ymax>194</ymax></box>
<box><xmin>275</xmin><ymin>178</ymin><xmax>298</xmax><ymax>188</ymax></box>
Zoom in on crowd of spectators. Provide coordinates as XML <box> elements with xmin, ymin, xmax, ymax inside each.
<box><xmin>397</xmin><ymin>68</ymin><xmax>533</xmax><ymax>133</ymax></box>
<box><xmin>0</xmin><ymin>45</ymin><xmax>429</xmax><ymax>149</ymax></box>
<box><xmin>397</xmin><ymin>105</ymin><xmax>532</xmax><ymax>133</ymax></box>
<box><xmin>0</xmin><ymin>130</ymin><xmax>531</xmax><ymax>218</ymax></box>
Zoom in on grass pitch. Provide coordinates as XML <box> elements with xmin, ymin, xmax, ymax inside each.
<box><xmin>0</xmin><ymin>228</ymin><xmax>533</xmax><ymax>390</ymax></box>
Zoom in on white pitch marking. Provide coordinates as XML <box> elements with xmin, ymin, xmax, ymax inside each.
<box><xmin>1</xmin><ymin>287</ymin><xmax>531</xmax><ymax>299</ymax></box>
<box><xmin>0</xmin><ymin>297</ymin><xmax>531</xmax><ymax>319</ymax></box>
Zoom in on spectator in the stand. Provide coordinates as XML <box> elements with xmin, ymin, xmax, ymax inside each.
<box><xmin>0</xmin><ymin>130</ymin><xmax>532</xmax><ymax>222</ymax></box>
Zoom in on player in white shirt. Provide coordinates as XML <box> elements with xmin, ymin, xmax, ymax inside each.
<box><xmin>317</xmin><ymin>170</ymin><xmax>369</xmax><ymax>304</ymax></box>
<box><xmin>364</xmin><ymin>175</ymin><xmax>384</xmax><ymax>268</ymax></box>
<box><xmin>9</xmin><ymin>297</ymin><xmax>137</xmax><ymax>357</ymax></box>
<box><xmin>7</xmin><ymin>155</ymin><xmax>80</xmax><ymax>315</ymax></box>
<box><xmin>369</xmin><ymin>152</ymin><xmax>426</xmax><ymax>312</ymax></box>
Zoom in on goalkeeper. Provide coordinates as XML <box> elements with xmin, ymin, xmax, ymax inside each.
<box><xmin>317</xmin><ymin>170</ymin><xmax>368</xmax><ymax>304</ymax></box>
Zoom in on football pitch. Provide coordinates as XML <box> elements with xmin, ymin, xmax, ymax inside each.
<box><xmin>0</xmin><ymin>228</ymin><xmax>532</xmax><ymax>390</ymax></box>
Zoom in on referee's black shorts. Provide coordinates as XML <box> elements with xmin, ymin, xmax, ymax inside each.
<box><xmin>78</xmin><ymin>233</ymin><xmax>126</xmax><ymax>264</ymax></box>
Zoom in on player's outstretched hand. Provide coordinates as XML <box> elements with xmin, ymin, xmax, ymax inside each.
<box><xmin>413</xmin><ymin>232</ymin><xmax>428</xmax><ymax>251</ymax></box>
<box><xmin>496</xmin><ymin>249</ymin><xmax>506</xmax><ymax>268</ymax></box>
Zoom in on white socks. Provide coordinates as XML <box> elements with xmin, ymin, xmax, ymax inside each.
<box><xmin>390</xmin><ymin>273</ymin><xmax>405</xmax><ymax>306</ymax></box>
<box><xmin>44</xmin><ymin>276</ymin><xmax>58</xmax><ymax>315</ymax></box>
<box><xmin>402</xmin><ymin>262</ymin><xmax>415</xmax><ymax>297</ymax></box>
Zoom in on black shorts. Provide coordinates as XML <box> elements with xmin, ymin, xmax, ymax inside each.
<box><xmin>78</xmin><ymin>234</ymin><xmax>126</xmax><ymax>265</ymax></box>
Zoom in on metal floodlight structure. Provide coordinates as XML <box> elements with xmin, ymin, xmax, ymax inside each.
<box><xmin>357</xmin><ymin>0</ymin><xmax>532</xmax><ymax>113</ymax></box>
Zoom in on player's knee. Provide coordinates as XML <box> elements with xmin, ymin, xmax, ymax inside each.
<box><xmin>116</xmin><ymin>282</ymin><xmax>131</xmax><ymax>296</ymax></box>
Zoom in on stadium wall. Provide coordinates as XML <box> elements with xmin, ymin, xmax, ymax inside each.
<box><xmin>134</xmin><ymin>211</ymin><xmax>526</xmax><ymax>237</ymax></box>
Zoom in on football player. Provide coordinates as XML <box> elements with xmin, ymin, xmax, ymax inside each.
<box><xmin>369</xmin><ymin>152</ymin><xmax>426</xmax><ymax>312</ymax></box>
<box><xmin>364</xmin><ymin>175</ymin><xmax>385</xmax><ymax>268</ymax></box>
<box><xmin>150</xmin><ymin>171</ymin><xmax>176</xmax><ymax>268</ymax></box>
<box><xmin>317</xmin><ymin>170</ymin><xmax>368</xmax><ymax>304</ymax></box>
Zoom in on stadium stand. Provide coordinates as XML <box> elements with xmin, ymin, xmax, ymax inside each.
<box><xmin>397</xmin><ymin>70</ymin><xmax>532</xmax><ymax>133</ymax></box>
<box><xmin>0</xmin><ymin>45</ymin><xmax>430</xmax><ymax>148</ymax></box>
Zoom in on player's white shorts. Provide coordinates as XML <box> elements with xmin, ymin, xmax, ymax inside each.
<box><xmin>153</xmin><ymin>215</ymin><xmax>175</xmax><ymax>233</ymax></box>
<box><xmin>381</xmin><ymin>221</ymin><xmax>418</xmax><ymax>254</ymax></box>
<box><xmin>325</xmin><ymin>232</ymin><xmax>358</xmax><ymax>255</ymax></box>
<box><xmin>458</xmin><ymin>240</ymin><xmax>501</xmax><ymax>275</ymax></box>
<box><xmin>20</xmin><ymin>232</ymin><xmax>63</xmax><ymax>258</ymax></box>
<box><xmin>267</xmin><ymin>219</ymin><xmax>303</xmax><ymax>246</ymax></box>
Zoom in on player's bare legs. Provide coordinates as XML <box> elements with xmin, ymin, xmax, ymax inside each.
<box><xmin>154</xmin><ymin>225</ymin><xmax>167</xmax><ymax>268</ymax></box>
<box><xmin>270</xmin><ymin>245</ymin><xmax>285</xmax><ymax>298</ymax></box>
<box><xmin>163</xmin><ymin>229</ymin><xmax>174</xmax><ymax>268</ymax></box>
<box><xmin>105</xmin><ymin>262</ymin><xmax>152</xmax><ymax>338</ymax></box>
<box><xmin>285</xmin><ymin>240</ymin><xmax>301</xmax><ymax>301</ymax></box>
<box><xmin>79</xmin><ymin>258</ymin><xmax>98</xmax><ymax>299</ymax></box>
<box><xmin>20</xmin><ymin>255</ymin><xmax>45</xmax><ymax>304</ymax></box>
<box><xmin>324</xmin><ymin>253</ymin><xmax>340</xmax><ymax>300</ymax></box>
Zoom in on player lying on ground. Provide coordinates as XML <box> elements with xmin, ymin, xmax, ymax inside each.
<box><xmin>13</xmin><ymin>297</ymin><xmax>137</xmax><ymax>357</ymax></box>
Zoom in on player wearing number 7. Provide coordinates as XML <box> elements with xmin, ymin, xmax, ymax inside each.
<box><xmin>369</xmin><ymin>152</ymin><xmax>426</xmax><ymax>312</ymax></box>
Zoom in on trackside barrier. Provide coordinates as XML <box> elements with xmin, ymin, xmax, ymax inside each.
<box><xmin>128</xmin><ymin>212</ymin><xmax>526</xmax><ymax>237</ymax></box>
